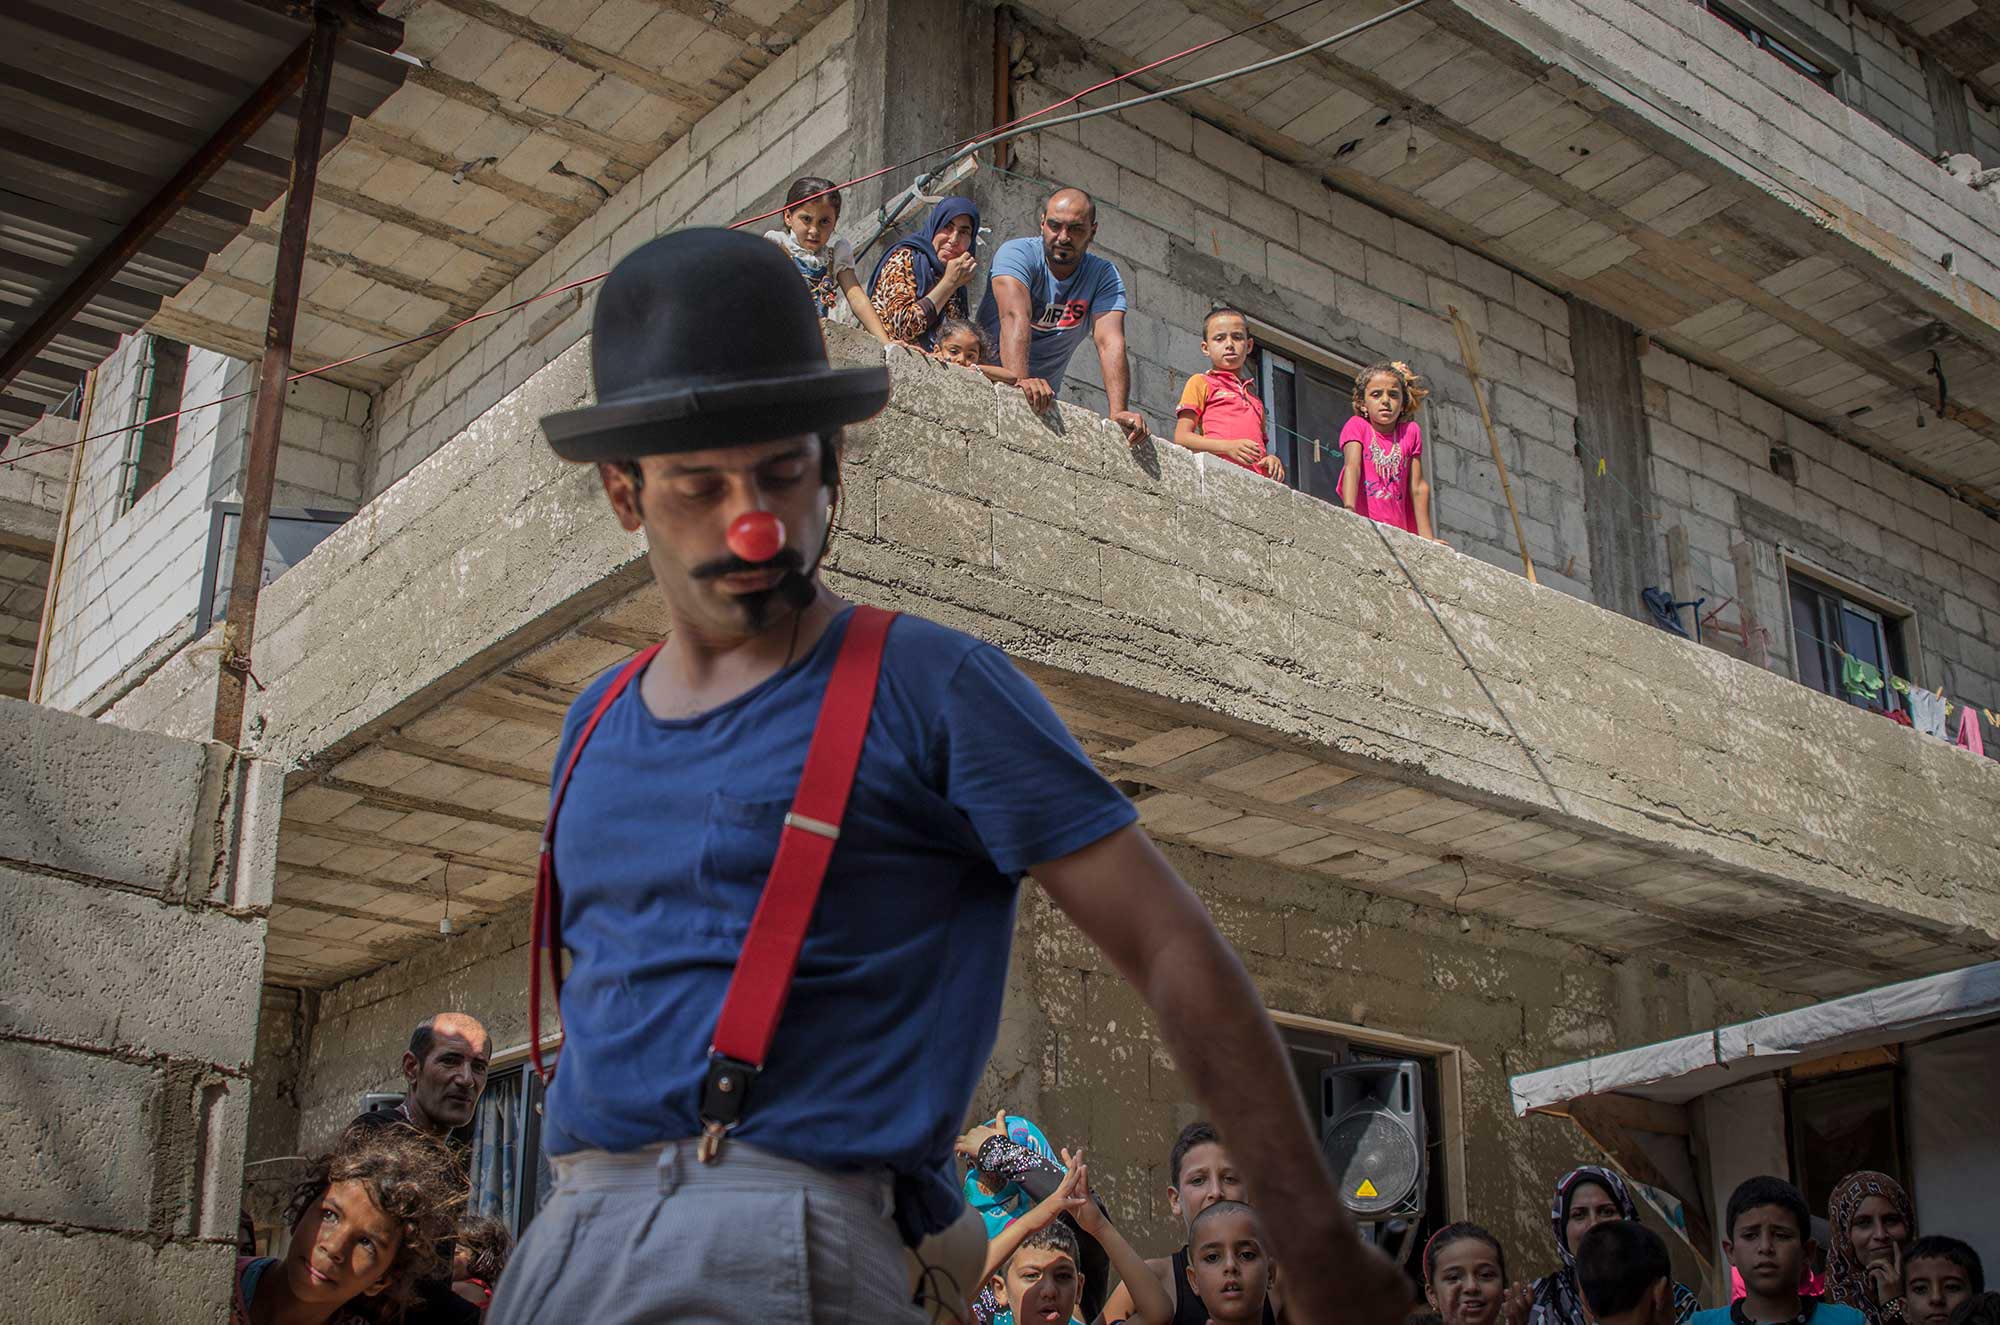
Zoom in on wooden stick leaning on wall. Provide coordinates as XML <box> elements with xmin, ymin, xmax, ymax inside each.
<box><xmin>1446</xmin><ymin>304</ymin><xmax>1537</xmax><ymax>585</ymax></box>
<box><xmin>29</xmin><ymin>367</ymin><xmax>96</xmax><ymax>704</ymax></box>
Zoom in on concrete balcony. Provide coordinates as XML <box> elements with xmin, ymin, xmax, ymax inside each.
<box><xmin>106</xmin><ymin>324</ymin><xmax>2000</xmax><ymax>994</ymax></box>
<box><xmin>1018</xmin><ymin>0</ymin><xmax>2000</xmax><ymax>496</ymax></box>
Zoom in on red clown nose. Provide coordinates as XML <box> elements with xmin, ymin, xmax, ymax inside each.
<box><xmin>726</xmin><ymin>510</ymin><xmax>786</xmax><ymax>564</ymax></box>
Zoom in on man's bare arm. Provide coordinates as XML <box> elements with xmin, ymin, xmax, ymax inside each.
<box><xmin>991</xmin><ymin>275</ymin><xmax>1052</xmax><ymax>411</ymax></box>
<box><xmin>1032</xmin><ymin>824</ymin><xmax>1407</xmax><ymax>1325</ymax></box>
<box><xmin>1092</xmin><ymin>310</ymin><xmax>1146</xmax><ymax>443</ymax></box>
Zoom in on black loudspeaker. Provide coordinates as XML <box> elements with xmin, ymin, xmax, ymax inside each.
<box><xmin>1319</xmin><ymin>1060</ymin><xmax>1426</xmax><ymax>1220</ymax></box>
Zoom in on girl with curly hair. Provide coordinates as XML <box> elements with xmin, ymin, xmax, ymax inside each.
<box><xmin>232</xmin><ymin>1122</ymin><xmax>465</xmax><ymax>1325</ymax></box>
<box><xmin>1340</xmin><ymin>359</ymin><xmax>1442</xmax><ymax>542</ymax></box>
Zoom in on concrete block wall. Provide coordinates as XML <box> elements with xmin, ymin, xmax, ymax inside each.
<box><xmin>998</xmin><ymin>842</ymin><xmax>1791</xmax><ymax>1271</ymax></box>
<box><xmin>1764</xmin><ymin>0</ymin><xmax>2000</xmax><ymax>158</ymax></box>
<box><xmin>40</xmin><ymin>339</ymin><xmax>241</xmax><ymax>714</ymax></box>
<box><xmin>362</xmin><ymin>2</ymin><xmax>860</xmax><ymax>495</ymax></box>
<box><xmin>0</xmin><ymin>698</ymin><xmax>278</xmax><ymax>1324</ymax></box>
<box><xmin>984</xmin><ymin>56</ymin><xmax>1594</xmax><ymax>600</ymax></box>
<box><xmin>1641</xmin><ymin>343</ymin><xmax>2000</xmax><ymax>726</ymax></box>
<box><xmin>37</xmin><ymin>335</ymin><xmax>370</xmax><ymax>716</ymax></box>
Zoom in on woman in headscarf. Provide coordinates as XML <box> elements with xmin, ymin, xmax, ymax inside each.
<box><xmin>868</xmin><ymin>196</ymin><xmax>980</xmax><ymax>348</ymax></box>
<box><xmin>1827</xmin><ymin>1171</ymin><xmax>1915</xmax><ymax>1325</ymax></box>
<box><xmin>1528</xmin><ymin>1165</ymin><xmax>1699</xmax><ymax>1325</ymax></box>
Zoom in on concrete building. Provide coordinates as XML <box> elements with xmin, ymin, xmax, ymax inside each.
<box><xmin>8</xmin><ymin>0</ymin><xmax>2000</xmax><ymax>1311</ymax></box>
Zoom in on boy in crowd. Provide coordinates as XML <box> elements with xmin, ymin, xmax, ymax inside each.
<box><xmin>1173</xmin><ymin>308</ymin><xmax>1283</xmax><ymax>480</ymax></box>
<box><xmin>1949</xmin><ymin>1296</ymin><xmax>2000</xmax><ymax>1325</ymax></box>
<box><xmin>1575</xmin><ymin>1221</ymin><xmax>1677</xmax><ymax>1325</ymax></box>
<box><xmin>1184</xmin><ymin>1201</ymin><xmax>1274</xmax><ymax>1325</ymax></box>
<box><xmin>1907</xmin><ymin>1237</ymin><xmax>1984</xmax><ymax>1325</ymax></box>
<box><xmin>1101</xmin><ymin>1122</ymin><xmax>1279</xmax><ymax>1325</ymax></box>
<box><xmin>984</xmin><ymin>1154</ymin><xmax>1172</xmax><ymax>1325</ymax></box>
<box><xmin>1694</xmin><ymin>1177</ymin><xmax>1867</xmax><ymax>1325</ymax></box>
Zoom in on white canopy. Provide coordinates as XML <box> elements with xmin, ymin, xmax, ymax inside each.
<box><xmin>1511</xmin><ymin>961</ymin><xmax>2000</xmax><ymax>1114</ymax></box>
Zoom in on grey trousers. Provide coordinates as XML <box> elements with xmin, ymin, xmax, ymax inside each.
<box><xmin>487</xmin><ymin>1138</ymin><xmax>926</xmax><ymax>1325</ymax></box>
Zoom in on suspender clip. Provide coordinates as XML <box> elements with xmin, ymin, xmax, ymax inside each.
<box><xmin>697</xmin><ymin>1051</ymin><xmax>759</xmax><ymax>1163</ymax></box>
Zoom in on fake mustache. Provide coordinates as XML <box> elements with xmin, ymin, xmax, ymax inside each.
<box><xmin>690</xmin><ymin>545</ymin><xmax>806</xmax><ymax>580</ymax></box>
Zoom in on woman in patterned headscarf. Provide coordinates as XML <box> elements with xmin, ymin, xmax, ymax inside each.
<box><xmin>1827</xmin><ymin>1172</ymin><xmax>1915</xmax><ymax>1325</ymax></box>
<box><xmin>1527</xmin><ymin>1165</ymin><xmax>1699</xmax><ymax>1325</ymax></box>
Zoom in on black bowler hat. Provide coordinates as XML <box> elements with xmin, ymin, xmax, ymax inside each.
<box><xmin>541</xmin><ymin>227</ymin><xmax>891</xmax><ymax>462</ymax></box>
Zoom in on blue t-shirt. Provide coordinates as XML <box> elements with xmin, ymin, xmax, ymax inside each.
<box><xmin>1689</xmin><ymin>1305</ymin><xmax>1868</xmax><ymax>1325</ymax></box>
<box><xmin>542</xmin><ymin>609</ymin><xmax>1137</xmax><ymax>1232</ymax></box>
<box><xmin>975</xmin><ymin>238</ymin><xmax>1128</xmax><ymax>391</ymax></box>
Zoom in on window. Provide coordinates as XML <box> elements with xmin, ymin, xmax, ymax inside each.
<box><xmin>121</xmin><ymin>336</ymin><xmax>188</xmax><ymax>512</ymax></box>
<box><xmin>467</xmin><ymin>1064</ymin><xmax>555</xmax><ymax>1235</ymax></box>
<box><xmin>1786</xmin><ymin>566</ymin><xmax>1913</xmax><ymax>715</ymax></box>
<box><xmin>195</xmin><ymin>504</ymin><xmax>350</xmax><ymax>634</ymax></box>
<box><xmin>1250</xmin><ymin>326</ymin><xmax>1364</xmax><ymax>508</ymax></box>
<box><xmin>1786</xmin><ymin>1062</ymin><xmax>1904</xmax><ymax>1216</ymax></box>
<box><xmin>1273</xmin><ymin>1013</ymin><xmax>1460</xmax><ymax>1284</ymax></box>
<box><xmin>1697</xmin><ymin>0</ymin><xmax>1839</xmax><ymax>92</ymax></box>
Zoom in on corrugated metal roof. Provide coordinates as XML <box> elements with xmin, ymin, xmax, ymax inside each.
<box><xmin>0</xmin><ymin>0</ymin><xmax>410</xmax><ymax>436</ymax></box>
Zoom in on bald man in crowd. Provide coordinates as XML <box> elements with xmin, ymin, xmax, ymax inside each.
<box><xmin>351</xmin><ymin>1012</ymin><xmax>492</xmax><ymax>1324</ymax></box>
<box><xmin>353</xmin><ymin>1012</ymin><xmax>493</xmax><ymax>1139</ymax></box>
<box><xmin>978</xmin><ymin>186</ymin><xmax>1147</xmax><ymax>443</ymax></box>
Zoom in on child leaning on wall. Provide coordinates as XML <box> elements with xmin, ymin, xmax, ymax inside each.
<box><xmin>1341</xmin><ymin>359</ymin><xmax>1443</xmax><ymax>542</ymax></box>
<box><xmin>763</xmin><ymin>176</ymin><xmax>895</xmax><ymax>344</ymax></box>
<box><xmin>1173</xmin><ymin>307</ymin><xmax>1285</xmax><ymax>481</ymax></box>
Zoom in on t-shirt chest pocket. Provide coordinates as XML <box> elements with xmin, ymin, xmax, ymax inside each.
<box><xmin>694</xmin><ymin>791</ymin><xmax>790</xmax><ymax>934</ymax></box>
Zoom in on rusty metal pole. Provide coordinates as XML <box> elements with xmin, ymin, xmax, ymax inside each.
<box><xmin>213</xmin><ymin>8</ymin><xmax>340</xmax><ymax>746</ymax></box>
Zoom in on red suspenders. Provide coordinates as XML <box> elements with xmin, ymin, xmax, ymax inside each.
<box><xmin>528</xmin><ymin>606</ymin><xmax>898</xmax><ymax>1164</ymax></box>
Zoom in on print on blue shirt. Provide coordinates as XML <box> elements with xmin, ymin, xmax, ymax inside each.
<box><xmin>976</xmin><ymin>237</ymin><xmax>1128</xmax><ymax>392</ymax></box>
<box><xmin>540</xmin><ymin>609</ymin><xmax>1138</xmax><ymax>1233</ymax></box>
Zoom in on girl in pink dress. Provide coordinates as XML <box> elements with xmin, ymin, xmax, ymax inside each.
<box><xmin>1339</xmin><ymin>360</ymin><xmax>1442</xmax><ymax>542</ymax></box>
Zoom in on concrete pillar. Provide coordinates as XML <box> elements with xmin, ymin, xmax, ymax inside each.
<box><xmin>1568</xmin><ymin>297</ymin><xmax>1659</xmax><ymax>621</ymax></box>
<box><xmin>0</xmin><ymin>698</ymin><xmax>278</xmax><ymax>1322</ymax></box>
<box><xmin>845</xmin><ymin>0</ymin><xmax>995</xmax><ymax>221</ymax></box>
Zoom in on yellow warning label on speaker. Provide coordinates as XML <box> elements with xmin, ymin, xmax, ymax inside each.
<box><xmin>1355</xmin><ymin>1179</ymin><xmax>1379</xmax><ymax>1199</ymax></box>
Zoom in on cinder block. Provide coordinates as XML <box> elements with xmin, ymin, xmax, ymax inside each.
<box><xmin>0</xmin><ymin>1040</ymin><xmax>158</xmax><ymax>1229</ymax></box>
<box><xmin>0</xmin><ymin>867</ymin><xmax>264</xmax><ymax>1066</ymax></box>
<box><xmin>0</xmin><ymin>1225</ymin><xmax>232</xmax><ymax>1324</ymax></box>
<box><xmin>0</xmin><ymin>700</ymin><xmax>208</xmax><ymax>894</ymax></box>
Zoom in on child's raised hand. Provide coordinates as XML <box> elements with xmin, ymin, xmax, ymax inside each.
<box><xmin>1023</xmin><ymin>1153</ymin><xmax>1088</xmax><ymax>1231</ymax></box>
<box><xmin>1501</xmin><ymin>1281</ymin><xmax>1534</xmax><ymax>1325</ymax></box>
<box><xmin>955</xmin><ymin>1109</ymin><xmax>1009</xmax><ymax>1159</ymax></box>
<box><xmin>1057</xmin><ymin>1147</ymin><xmax>1109</xmax><ymax>1237</ymax></box>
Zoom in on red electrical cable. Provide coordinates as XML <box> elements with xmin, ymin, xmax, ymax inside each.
<box><xmin>1</xmin><ymin>0</ymin><xmax>1333</xmax><ymax>472</ymax></box>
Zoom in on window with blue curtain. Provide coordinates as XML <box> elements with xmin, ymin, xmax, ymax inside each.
<box><xmin>468</xmin><ymin>1066</ymin><xmax>555</xmax><ymax>1234</ymax></box>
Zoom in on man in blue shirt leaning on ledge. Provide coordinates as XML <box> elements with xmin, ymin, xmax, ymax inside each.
<box><xmin>488</xmin><ymin>227</ymin><xmax>1404</xmax><ymax>1325</ymax></box>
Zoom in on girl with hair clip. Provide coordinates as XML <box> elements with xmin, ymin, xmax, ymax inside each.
<box><xmin>763</xmin><ymin>176</ymin><xmax>895</xmax><ymax>344</ymax></box>
<box><xmin>1340</xmin><ymin>359</ymin><xmax>1443</xmax><ymax>543</ymax></box>
<box><xmin>1426</xmin><ymin>1222</ymin><xmax>1533</xmax><ymax>1325</ymax></box>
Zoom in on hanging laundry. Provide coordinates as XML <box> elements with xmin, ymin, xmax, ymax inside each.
<box><xmin>1891</xmin><ymin>677</ymin><xmax>1911</xmax><ymax>695</ymax></box>
<box><xmin>1956</xmin><ymin>706</ymin><xmax>1985</xmax><ymax>757</ymax></box>
<box><xmin>1908</xmin><ymin>687</ymin><xmax>1949</xmax><ymax>739</ymax></box>
<box><xmin>1883</xmin><ymin>709</ymin><xmax>1914</xmax><ymax>728</ymax></box>
<box><xmin>1840</xmin><ymin>654</ymin><xmax>1884</xmax><ymax>702</ymax></box>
